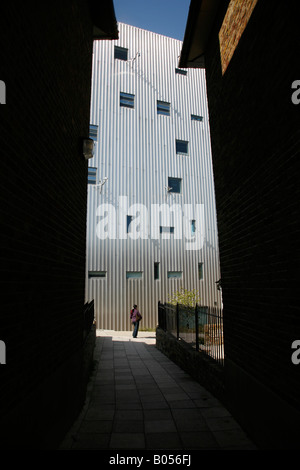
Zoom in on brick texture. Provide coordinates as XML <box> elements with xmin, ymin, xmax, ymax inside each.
<box><xmin>204</xmin><ymin>0</ymin><xmax>300</xmax><ymax>446</ymax></box>
<box><xmin>0</xmin><ymin>1</ymin><xmax>93</xmax><ymax>447</ymax></box>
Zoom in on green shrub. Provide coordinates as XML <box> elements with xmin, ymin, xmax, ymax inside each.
<box><xmin>168</xmin><ymin>288</ymin><xmax>201</xmax><ymax>308</ymax></box>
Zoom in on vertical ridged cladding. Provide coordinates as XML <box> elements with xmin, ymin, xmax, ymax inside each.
<box><xmin>86</xmin><ymin>23</ymin><xmax>222</xmax><ymax>331</ymax></box>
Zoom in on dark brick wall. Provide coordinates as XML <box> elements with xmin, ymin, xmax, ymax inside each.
<box><xmin>203</xmin><ymin>1</ymin><xmax>300</xmax><ymax>448</ymax></box>
<box><xmin>0</xmin><ymin>1</ymin><xmax>94</xmax><ymax>448</ymax></box>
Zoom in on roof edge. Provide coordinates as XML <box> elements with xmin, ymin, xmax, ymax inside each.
<box><xmin>179</xmin><ymin>0</ymin><xmax>220</xmax><ymax>68</ymax></box>
<box><xmin>89</xmin><ymin>0</ymin><xmax>119</xmax><ymax>40</ymax></box>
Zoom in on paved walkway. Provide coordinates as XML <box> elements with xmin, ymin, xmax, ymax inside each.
<box><xmin>60</xmin><ymin>330</ymin><xmax>256</xmax><ymax>450</ymax></box>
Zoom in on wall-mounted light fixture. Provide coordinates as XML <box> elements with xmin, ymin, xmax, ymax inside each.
<box><xmin>129</xmin><ymin>52</ymin><xmax>140</xmax><ymax>62</ymax></box>
<box><xmin>93</xmin><ymin>177</ymin><xmax>108</xmax><ymax>193</ymax></box>
<box><xmin>83</xmin><ymin>138</ymin><xmax>94</xmax><ymax>160</ymax></box>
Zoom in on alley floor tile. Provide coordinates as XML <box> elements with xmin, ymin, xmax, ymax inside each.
<box><xmin>60</xmin><ymin>330</ymin><xmax>257</xmax><ymax>451</ymax></box>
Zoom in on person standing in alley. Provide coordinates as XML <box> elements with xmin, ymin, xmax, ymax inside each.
<box><xmin>130</xmin><ymin>304</ymin><xmax>142</xmax><ymax>338</ymax></box>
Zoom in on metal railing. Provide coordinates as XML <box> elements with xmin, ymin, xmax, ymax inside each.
<box><xmin>158</xmin><ymin>301</ymin><xmax>224</xmax><ymax>366</ymax></box>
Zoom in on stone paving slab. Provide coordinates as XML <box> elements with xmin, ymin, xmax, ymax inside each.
<box><xmin>60</xmin><ymin>329</ymin><xmax>257</xmax><ymax>450</ymax></box>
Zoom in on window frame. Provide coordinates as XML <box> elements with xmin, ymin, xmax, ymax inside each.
<box><xmin>120</xmin><ymin>91</ymin><xmax>135</xmax><ymax>109</ymax></box>
<box><xmin>160</xmin><ymin>226</ymin><xmax>175</xmax><ymax>234</ymax></box>
<box><xmin>88</xmin><ymin>271</ymin><xmax>107</xmax><ymax>278</ymax></box>
<box><xmin>198</xmin><ymin>262</ymin><xmax>204</xmax><ymax>280</ymax></box>
<box><xmin>88</xmin><ymin>167</ymin><xmax>97</xmax><ymax>185</ymax></box>
<box><xmin>126</xmin><ymin>271</ymin><xmax>143</xmax><ymax>279</ymax></box>
<box><xmin>167</xmin><ymin>271</ymin><xmax>183</xmax><ymax>279</ymax></box>
<box><xmin>154</xmin><ymin>262</ymin><xmax>160</xmax><ymax>280</ymax></box>
<box><xmin>191</xmin><ymin>114</ymin><xmax>203</xmax><ymax>122</ymax></box>
<box><xmin>175</xmin><ymin>68</ymin><xmax>187</xmax><ymax>76</ymax></box>
<box><xmin>127</xmin><ymin>215</ymin><xmax>133</xmax><ymax>233</ymax></box>
<box><xmin>168</xmin><ymin>177</ymin><xmax>182</xmax><ymax>194</ymax></box>
<box><xmin>176</xmin><ymin>139</ymin><xmax>189</xmax><ymax>155</ymax></box>
<box><xmin>191</xmin><ymin>219</ymin><xmax>196</xmax><ymax>236</ymax></box>
<box><xmin>157</xmin><ymin>100</ymin><xmax>170</xmax><ymax>116</ymax></box>
<box><xmin>114</xmin><ymin>46</ymin><xmax>128</xmax><ymax>61</ymax></box>
<box><xmin>89</xmin><ymin>124</ymin><xmax>98</xmax><ymax>141</ymax></box>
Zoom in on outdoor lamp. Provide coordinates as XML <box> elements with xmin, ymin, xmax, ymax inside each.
<box><xmin>83</xmin><ymin>138</ymin><xmax>94</xmax><ymax>160</ymax></box>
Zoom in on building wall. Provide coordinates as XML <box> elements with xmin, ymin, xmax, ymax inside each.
<box><xmin>203</xmin><ymin>0</ymin><xmax>300</xmax><ymax>449</ymax></box>
<box><xmin>0</xmin><ymin>1</ymin><xmax>94</xmax><ymax>449</ymax></box>
<box><xmin>86</xmin><ymin>23</ymin><xmax>222</xmax><ymax>331</ymax></box>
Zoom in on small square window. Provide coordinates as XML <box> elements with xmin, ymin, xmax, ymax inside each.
<box><xmin>157</xmin><ymin>100</ymin><xmax>170</xmax><ymax>116</ymax></box>
<box><xmin>167</xmin><ymin>271</ymin><xmax>182</xmax><ymax>279</ymax></box>
<box><xmin>89</xmin><ymin>124</ymin><xmax>98</xmax><ymax>141</ymax></box>
<box><xmin>176</xmin><ymin>140</ymin><xmax>189</xmax><ymax>155</ymax></box>
<box><xmin>126</xmin><ymin>271</ymin><xmax>143</xmax><ymax>279</ymax></box>
<box><xmin>191</xmin><ymin>114</ymin><xmax>203</xmax><ymax>122</ymax></box>
<box><xmin>114</xmin><ymin>46</ymin><xmax>128</xmax><ymax>61</ymax></box>
<box><xmin>88</xmin><ymin>167</ymin><xmax>97</xmax><ymax>184</ymax></box>
<box><xmin>168</xmin><ymin>177</ymin><xmax>182</xmax><ymax>194</ymax></box>
<box><xmin>175</xmin><ymin>68</ymin><xmax>187</xmax><ymax>76</ymax></box>
<box><xmin>120</xmin><ymin>92</ymin><xmax>135</xmax><ymax>108</ymax></box>
<box><xmin>88</xmin><ymin>271</ymin><xmax>106</xmax><ymax>278</ymax></box>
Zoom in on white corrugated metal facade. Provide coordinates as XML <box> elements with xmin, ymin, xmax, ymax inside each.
<box><xmin>85</xmin><ymin>23</ymin><xmax>222</xmax><ymax>331</ymax></box>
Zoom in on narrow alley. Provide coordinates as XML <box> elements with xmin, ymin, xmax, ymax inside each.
<box><xmin>60</xmin><ymin>330</ymin><xmax>256</xmax><ymax>451</ymax></box>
